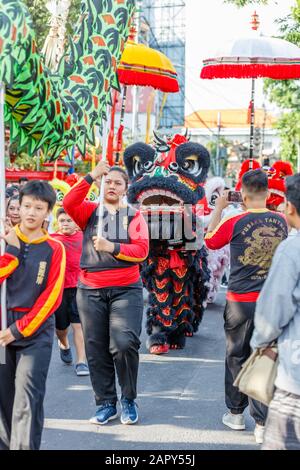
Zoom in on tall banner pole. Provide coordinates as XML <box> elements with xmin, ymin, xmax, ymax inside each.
<box><xmin>115</xmin><ymin>85</ymin><xmax>127</xmax><ymax>163</ymax></box>
<box><xmin>0</xmin><ymin>82</ymin><xmax>7</xmax><ymax>364</ymax></box>
<box><xmin>131</xmin><ymin>85</ymin><xmax>137</xmax><ymax>140</ymax></box>
<box><xmin>97</xmin><ymin>105</ymin><xmax>111</xmax><ymax>238</ymax></box>
<box><xmin>216</xmin><ymin>111</ymin><xmax>221</xmax><ymax>177</ymax></box>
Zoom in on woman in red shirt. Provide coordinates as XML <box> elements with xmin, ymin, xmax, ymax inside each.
<box><xmin>63</xmin><ymin>162</ymin><xmax>149</xmax><ymax>426</ymax></box>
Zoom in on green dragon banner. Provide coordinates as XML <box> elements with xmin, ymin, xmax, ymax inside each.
<box><xmin>0</xmin><ymin>0</ymin><xmax>135</xmax><ymax>159</ymax></box>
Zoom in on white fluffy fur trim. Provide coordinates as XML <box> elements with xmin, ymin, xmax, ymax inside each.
<box><xmin>205</xmin><ymin>177</ymin><xmax>226</xmax><ymax>204</ymax></box>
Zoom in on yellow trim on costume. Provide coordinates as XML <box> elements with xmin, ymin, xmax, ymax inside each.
<box><xmin>185</xmin><ymin>155</ymin><xmax>198</xmax><ymax>161</ymax></box>
<box><xmin>21</xmin><ymin>242</ymin><xmax>66</xmax><ymax>337</ymax></box>
<box><xmin>115</xmin><ymin>253</ymin><xmax>147</xmax><ymax>263</ymax></box>
<box><xmin>247</xmin><ymin>209</ymin><xmax>270</xmax><ymax>213</ymax></box>
<box><xmin>204</xmin><ymin>213</ymin><xmax>244</xmax><ymax>240</ymax></box>
<box><xmin>0</xmin><ymin>258</ymin><xmax>19</xmax><ymax>278</ymax></box>
<box><xmin>15</xmin><ymin>225</ymin><xmax>49</xmax><ymax>244</ymax></box>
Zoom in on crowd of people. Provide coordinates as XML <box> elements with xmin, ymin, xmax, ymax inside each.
<box><xmin>0</xmin><ymin>165</ymin><xmax>299</xmax><ymax>451</ymax></box>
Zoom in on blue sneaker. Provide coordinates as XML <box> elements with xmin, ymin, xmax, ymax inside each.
<box><xmin>89</xmin><ymin>403</ymin><xmax>118</xmax><ymax>425</ymax></box>
<box><xmin>120</xmin><ymin>398</ymin><xmax>138</xmax><ymax>425</ymax></box>
<box><xmin>59</xmin><ymin>346</ymin><xmax>73</xmax><ymax>365</ymax></box>
<box><xmin>75</xmin><ymin>363</ymin><xmax>90</xmax><ymax>376</ymax></box>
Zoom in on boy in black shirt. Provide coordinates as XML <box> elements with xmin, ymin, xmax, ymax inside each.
<box><xmin>0</xmin><ymin>181</ymin><xmax>66</xmax><ymax>450</ymax></box>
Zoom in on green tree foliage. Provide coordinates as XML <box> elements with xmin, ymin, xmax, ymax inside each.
<box><xmin>224</xmin><ymin>0</ymin><xmax>269</xmax><ymax>7</ymax></box>
<box><xmin>23</xmin><ymin>0</ymin><xmax>82</xmax><ymax>50</ymax></box>
<box><xmin>261</xmin><ymin>0</ymin><xmax>300</xmax><ymax>166</ymax></box>
<box><xmin>207</xmin><ymin>137</ymin><xmax>231</xmax><ymax>176</ymax></box>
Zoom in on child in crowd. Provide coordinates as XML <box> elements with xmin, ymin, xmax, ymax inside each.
<box><xmin>51</xmin><ymin>209</ymin><xmax>89</xmax><ymax>376</ymax></box>
<box><xmin>0</xmin><ymin>181</ymin><xmax>65</xmax><ymax>450</ymax></box>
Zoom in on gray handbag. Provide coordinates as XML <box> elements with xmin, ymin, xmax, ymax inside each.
<box><xmin>233</xmin><ymin>345</ymin><xmax>278</xmax><ymax>406</ymax></box>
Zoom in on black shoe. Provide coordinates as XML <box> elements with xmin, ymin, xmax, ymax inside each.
<box><xmin>59</xmin><ymin>345</ymin><xmax>73</xmax><ymax>365</ymax></box>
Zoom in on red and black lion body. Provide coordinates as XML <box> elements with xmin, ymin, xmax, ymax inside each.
<box><xmin>124</xmin><ymin>133</ymin><xmax>211</xmax><ymax>353</ymax></box>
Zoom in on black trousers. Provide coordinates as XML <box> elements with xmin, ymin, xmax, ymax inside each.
<box><xmin>224</xmin><ymin>300</ymin><xmax>268</xmax><ymax>426</ymax></box>
<box><xmin>0</xmin><ymin>339</ymin><xmax>53</xmax><ymax>450</ymax></box>
<box><xmin>77</xmin><ymin>285</ymin><xmax>144</xmax><ymax>406</ymax></box>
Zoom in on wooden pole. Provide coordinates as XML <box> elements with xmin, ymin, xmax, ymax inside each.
<box><xmin>0</xmin><ymin>83</ymin><xmax>7</xmax><ymax>364</ymax></box>
<box><xmin>116</xmin><ymin>85</ymin><xmax>127</xmax><ymax>163</ymax></box>
<box><xmin>97</xmin><ymin>105</ymin><xmax>111</xmax><ymax>238</ymax></box>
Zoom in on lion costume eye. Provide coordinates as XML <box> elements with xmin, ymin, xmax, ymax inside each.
<box><xmin>181</xmin><ymin>156</ymin><xmax>201</xmax><ymax>176</ymax></box>
<box><xmin>143</xmin><ymin>161</ymin><xmax>155</xmax><ymax>172</ymax></box>
<box><xmin>133</xmin><ymin>156</ymin><xmax>143</xmax><ymax>176</ymax></box>
<box><xmin>169</xmin><ymin>162</ymin><xmax>179</xmax><ymax>172</ymax></box>
<box><xmin>210</xmin><ymin>194</ymin><xmax>218</xmax><ymax>206</ymax></box>
<box><xmin>56</xmin><ymin>190</ymin><xmax>64</xmax><ymax>202</ymax></box>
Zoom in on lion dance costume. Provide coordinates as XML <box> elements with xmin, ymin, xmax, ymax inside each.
<box><xmin>204</xmin><ymin>177</ymin><xmax>230</xmax><ymax>303</ymax></box>
<box><xmin>235</xmin><ymin>159</ymin><xmax>294</xmax><ymax>210</ymax></box>
<box><xmin>124</xmin><ymin>133</ymin><xmax>211</xmax><ymax>354</ymax></box>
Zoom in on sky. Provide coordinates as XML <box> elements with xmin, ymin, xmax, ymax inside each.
<box><xmin>185</xmin><ymin>0</ymin><xmax>295</xmax><ymax>115</ymax></box>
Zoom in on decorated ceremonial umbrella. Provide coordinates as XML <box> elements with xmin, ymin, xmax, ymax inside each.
<box><xmin>118</xmin><ymin>37</ymin><xmax>179</xmax><ymax>92</ymax></box>
<box><xmin>200</xmin><ymin>12</ymin><xmax>300</xmax><ymax>164</ymax></box>
<box><xmin>109</xmin><ymin>27</ymin><xmax>179</xmax><ymax>163</ymax></box>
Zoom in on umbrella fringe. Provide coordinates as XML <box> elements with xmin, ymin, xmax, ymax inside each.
<box><xmin>201</xmin><ymin>63</ymin><xmax>300</xmax><ymax>80</ymax></box>
<box><xmin>118</xmin><ymin>70</ymin><xmax>179</xmax><ymax>93</ymax></box>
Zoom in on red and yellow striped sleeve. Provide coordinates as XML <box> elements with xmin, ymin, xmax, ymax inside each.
<box><xmin>114</xmin><ymin>210</ymin><xmax>149</xmax><ymax>263</ymax></box>
<box><xmin>11</xmin><ymin>239</ymin><xmax>66</xmax><ymax>339</ymax></box>
<box><xmin>205</xmin><ymin>213</ymin><xmax>244</xmax><ymax>250</ymax></box>
<box><xmin>0</xmin><ymin>253</ymin><xmax>19</xmax><ymax>283</ymax></box>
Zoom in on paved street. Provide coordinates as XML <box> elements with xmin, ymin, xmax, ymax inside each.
<box><xmin>42</xmin><ymin>290</ymin><xmax>257</xmax><ymax>450</ymax></box>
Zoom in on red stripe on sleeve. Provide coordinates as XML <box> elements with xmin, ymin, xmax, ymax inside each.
<box><xmin>205</xmin><ymin>213</ymin><xmax>245</xmax><ymax>250</ymax></box>
<box><xmin>0</xmin><ymin>253</ymin><xmax>19</xmax><ymax>284</ymax></box>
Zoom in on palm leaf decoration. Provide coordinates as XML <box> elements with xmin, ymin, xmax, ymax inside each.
<box><xmin>0</xmin><ymin>0</ymin><xmax>135</xmax><ymax>159</ymax></box>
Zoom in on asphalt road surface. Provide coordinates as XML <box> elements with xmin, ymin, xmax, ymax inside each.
<box><xmin>42</xmin><ymin>289</ymin><xmax>257</xmax><ymax>450</ymax></box>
